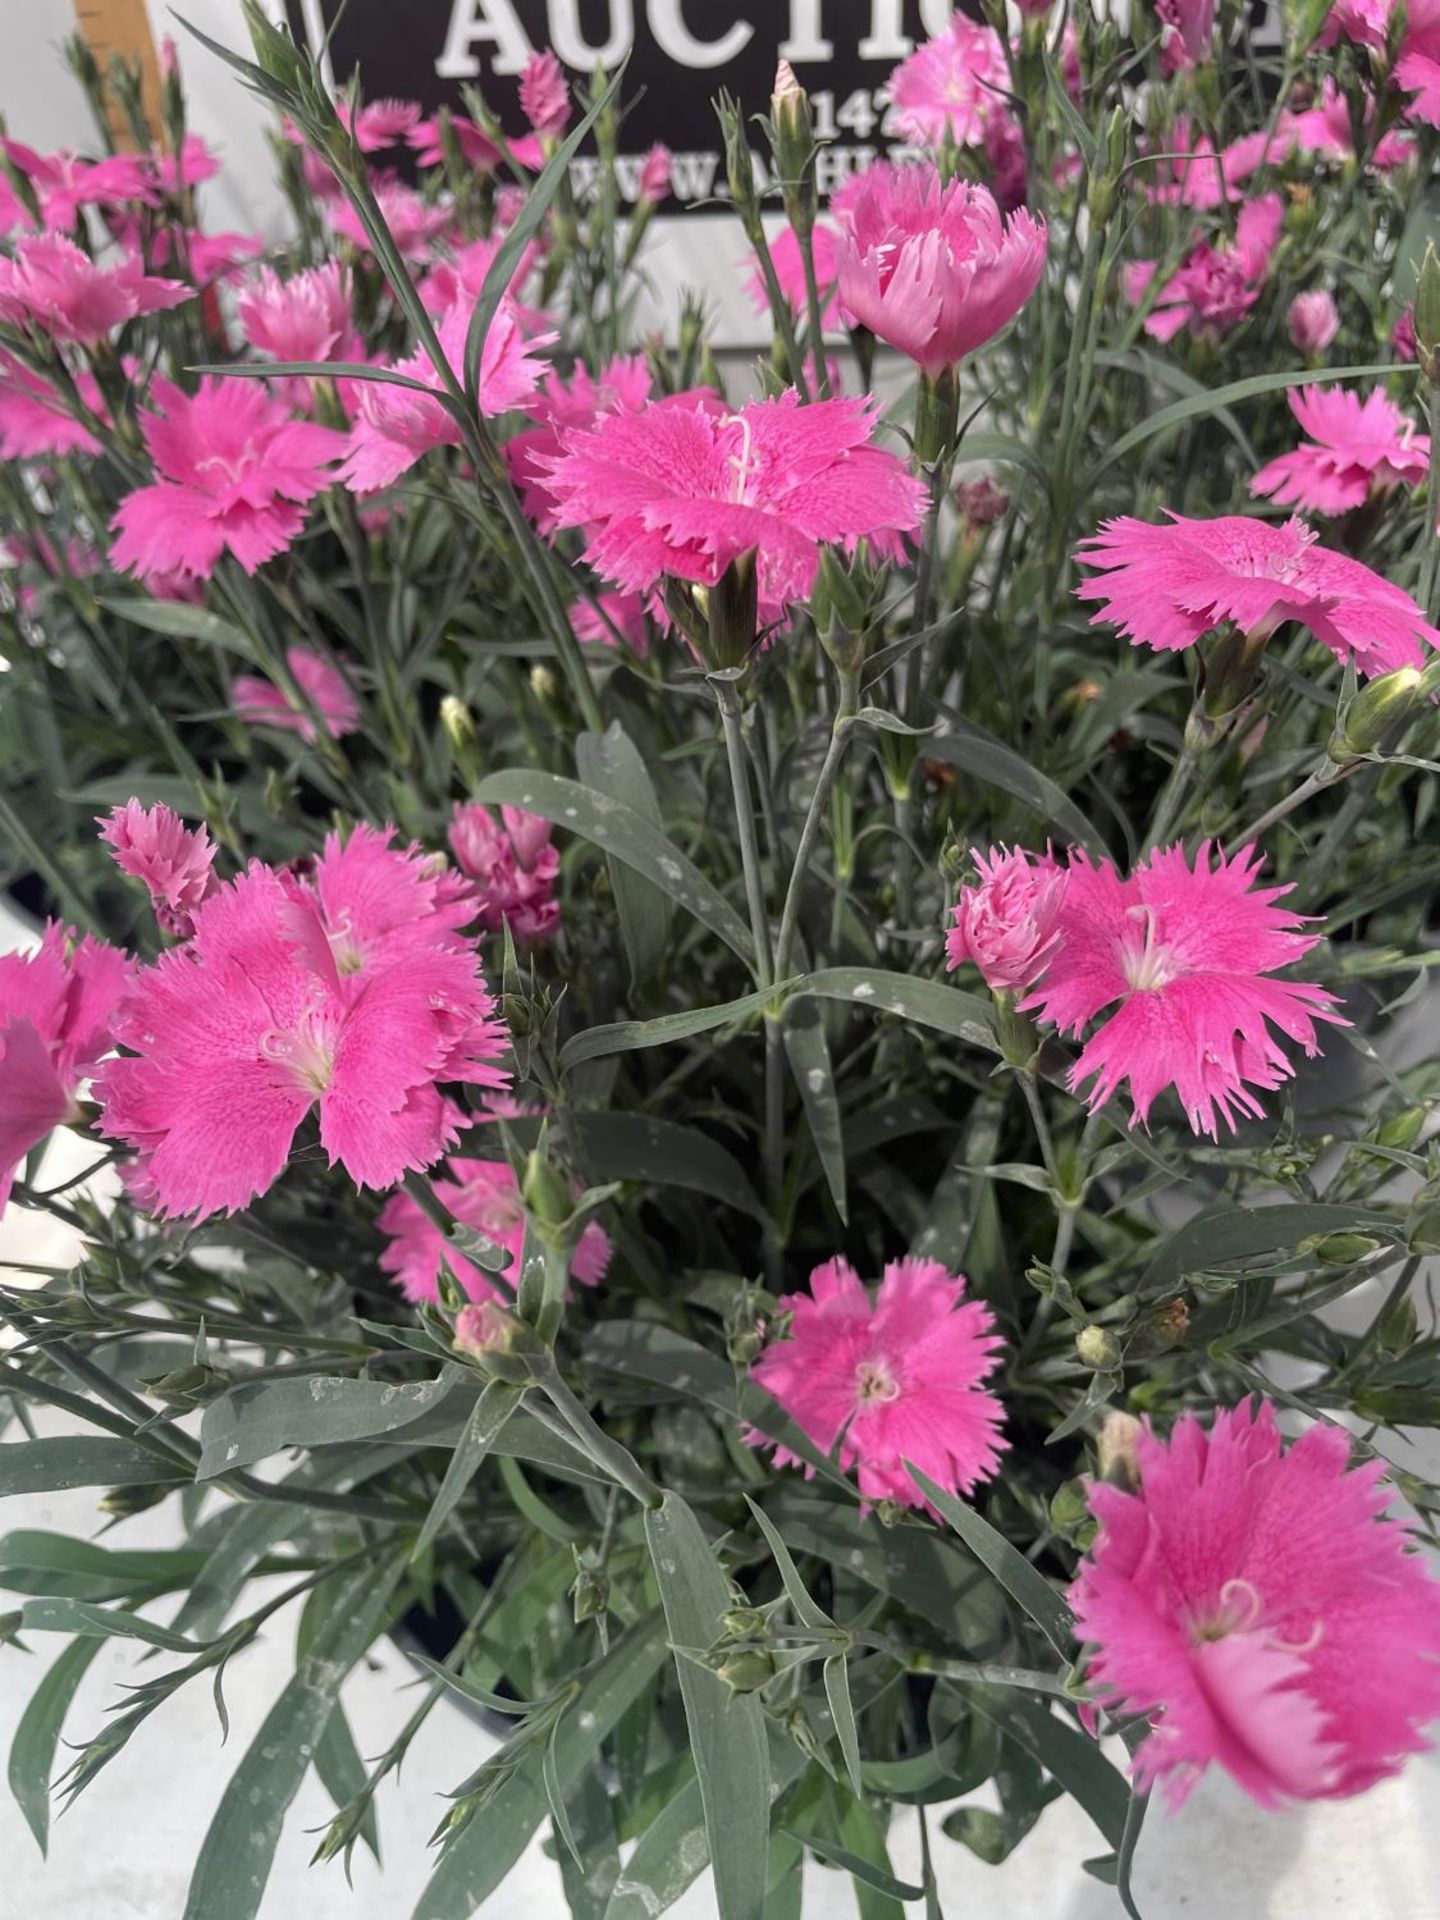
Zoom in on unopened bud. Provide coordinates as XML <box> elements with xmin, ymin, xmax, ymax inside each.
<box><xmin>1096</xmin><ymin>1410</ymin><xmax>1143</xmax><ymax>1489</ymax></box>
<box><xmin>1329</xmin><ymin>666</ymin><xmax>1423</xmax><ymax>761</ymax></box>
<box><xmin>1411</xmin><ymin>1207</ymin><xmax>1440</xmax><ymax>1253</ymax></box>
<box><xmin>1076</xmin><ymin>1324</ymin><xmax>1123</xmax><ymax>1372</ymax></box>
<box><xmin>571</xmin><ymin>1547</ymin><xmax>609</xmax><ymax>1623</ymax></box>
<box><xmin>99</xmin><ymin>1482</ymin><xmax>173</xmax><ymax>1517</ymax></box>
<box><xmin>1308</xmin><ymin>1231</ymin><xmax>1383</xmax><ymax>1266</ymax></box>
<box><xmin>521</xmin><ymin>1148</ymin><xmax>571</xmax><ymax>1228</ymax></box>
<box><xmin>1048</xmin><ymin>1478</ymin><xmax>1095</xmax><ymax>1546</ymax></box>
<box><xmin>708</xmin><ymin>1646</ymin><xmax>776</xmax><ymax>1694</ymax></box>
<box><xmin>1415</xmin><ymin>242</ymin><xmax>1440</xmax><ymax>380</ymax></box>
<box><xmin>441</xmin><ymin>695</ymin><xmax>476</xmax><ymax>748</ymax></box>
<box><xmin>529</xmin><ymin>664</ymin><xmax>558</xmax><ymax>705</ymax></box>
<box><xmin>705</xmin><ymin>550</ymin><xmax>759</xmax><ymax>671</ymax></box>
<box><xmin>720</xmin><ymin>1605</ymin><xmax>768</xmax><ymax>1638</ymax></box>
<box><xmin>1375</xmin><ymin>1293</ymin><xmax>1419</xmax><ymax>1357</ymax></box>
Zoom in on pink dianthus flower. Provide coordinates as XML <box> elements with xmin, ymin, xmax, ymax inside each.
<box><xmin>1251</xmin><ymin>387</ymin><xmax>1428</xmax><ymax>515</ymax></box>
<box><xmin>0</xmin><ymin>140</ymin><xmax>154</xmax><ymax>227</ymax></box>
<box><xmin>1075</xmin><ymin>510</ymin><xmax>1439</xmax><ymax>677</ymax></box>
<box><xmin>0</xmin><ymin>352</ymin><xmax>104</xmax><ymax>460</ymax></box>
<box><xmin>338</xmin><ymin>301</ymin><xmax>550</xmax><ymax>494</ymax></box>
<box><xmin>377</xmin><ymin>1155</ymin><xmax>609</xmax><ymax>1304</ymax></box>
<box><xmin>97</xmin><ymin>826</ymin><xmax>510</xmax><ymax>1219</ymax></box>
<box><xmin>946</xmin><ymin>845</ymin><xmax>1068</xmax><ymax>994</ymax></box>
<box><xmin>887</xmin><ymin>16</ymin><xmax>1012</xmax><ymax>149</ymax></box>
<box><xmin>834</xmin><ymin>162</ymin><xmax>1045</xmax><ymax>376</ymax></box>
<box><xmin>99</xmin><ymin>800</ymin><xmax>218</xmax><ymax>938</ymax></box>
<box><xmin>1022</xmin><ymin>843</ymin><xmax>1345</xmax><ymax>1136</ymax></box>
<box><xmin>0</xmin><ymin>924</ymin><xmax>130</xmax><ymax>1213</ymax></box>
<box><xmin>506</xmin><ymin>354</ymin><xmax>653</xmax><ymax>534</ymax></box>
<box><xmin>541</xmin><ymin>388</ymin><xmax>926</xmax><ymax>613</ymax></box>
<box><xmin>1129</xmin><ymin>194</ymin><xmax>1281</xmax><ymax>344</ymax></box>
<box><xmin>339</xmin><ymin>97</ymin><xmax>422</xmax><ymax>153</ymax></box>
<box><xmin>110</xmin><ymin>378</ymin><xmax>345</xmax><ymax>583</ymax></box>
<box><xmin>235</xmin><ymin>262</ymin><xmax>358</xmax><ymax>365</ymax></box>
<box><xmin>233</xmin><ymin>646</ymin><xmax>361</xmax><ymax>743</ymax></box>
<box><xmin>1070</xmin><ymin>1399</ymin><xmax>1440</xmax><ymax>1806</ymax></box>
<box><xmin>749</xmin><ymin>1254</ymin><xmax>1007</xmax><ymax>1511</ymax></box>
<box><xmin>329</xmin><ymin>181</ymin><xmax>451</xmax><ymax>262</ymax></box>
<box><xmin>520</xmin><ymin>51</ymin><xmax>571</xmax><ymax>140</ymax></box>
<box><xmin>448</xmin><ymin>803</ymin><xmax>559</xmax><ymax>943</ymax></box>
<box><xmin>746</xmin><ymin>223</ymin><xmax>844</xmax><ymax>330</ymax></box>
<box><xmin>0</xmin><ymin>235</ymin><xmax>188</xmax><ymax>344</ymax></box>
<box><xmin>1288</xmin><ymin>289</ymin><xmax>1340</xmax><ymax>356</ymax></box>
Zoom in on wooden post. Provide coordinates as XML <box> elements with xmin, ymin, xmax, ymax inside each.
<box><xmin>71</xmin><ymin>0</ymin><xmax>163</xmax><ymax>144</ymax></box>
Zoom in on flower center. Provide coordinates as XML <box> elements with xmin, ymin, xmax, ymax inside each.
<box><xmin>1120</xmin><ymin>903</ymin><xmax>1177</xmax><ymax>993</ymax></box>
<box><xmin>854</xmin><ymin>1358</ymin><xmax>901</xmax><ymax>1406</ymax></box>
<box><xmin>1189</xmin><ymin>1578</ymin><xmax>1324</xmax><ymax>1655</ymax></box>
<box><xmin>724</xmin><ymin>413</ymin><xmax>757</xmax><ymax>505</ymax></box>
<box><xmin>322</xmin><ymin>907</ymin><xmax>365</xmax><ymax>977</ymax></box>
<box><xmin>260</xmin><ymin>1005</ymin><xmax>336</xmax><ymax>1096</ymax></box>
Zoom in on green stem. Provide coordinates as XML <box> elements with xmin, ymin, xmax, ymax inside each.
<box><xmin>534</xmin><ymin>1365</ymin><xmax>663</xmax><ymax>1509</ymax></box>
<box><xmin>713</xmin><ymin>676</ymin><xmax>774</xmax><ymax>989</ymax></box>
<box><xmin>773</xmin><ymin>674</ymin><xmax>860</xmax><ymax>984</ymax></box>
<box><xmin>1227</xmin><ymin>761</ymin><xmax>1353</xmax><ymax>854</ymax></box>
<box><xmin>1144</xmin><ymin>726</ymin><xmax>1202</xmax><ymax>850</ymax></box>
<box><xmin>1421</xmin><ymin>381</ymin><xmax>1440</xmax><ymax>620</ymax></box>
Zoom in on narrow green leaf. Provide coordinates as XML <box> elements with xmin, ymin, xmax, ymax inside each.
<box><xmin>412</xmin><ymin>1379</ymin><xmax>521</xmax><ymax>1560</ymax></box>
<box><xmin>19</xmin><ymin>1596</ymin><xmax>214</xmax><ymax>1653</ymax></box>
<box><xmin>974</xmin><ymin>1692</ymin><xmax>1128</xmax><ymax>1849</ymax></box>
<box><xmin>799</xmin><ymin>968</ymin><xmax>999</xmax><ymax>1053</ymax></box>
<box><xmin>1091</xmin><ymin>350</ymin><xmax>1257</xmax><ymax>464</ymax></box>
<box><xmin>782</xmin><ymin>997</ymin><xmax>847</xmax><ymax>1221</ymax></box>
<box><xmin>559</xmin><ymin>986</ymin><xmax>774</xmax><ymax>1072</ymax></box>
<box><xmin>925</xmin><ymin>719</ymin><xmax>1107</xmax><ymax>855</ymax></box>
<box><xmin>1087</xmin><ymin>363</ymin><xmax>1401</xmax><ymax>481</ymax></box>
<box><xmin>1138</xmin><ymin>1201</ymin><xmax>1398</xmax><ymax>1296</ymax></box>
<box><xmin>906</xmin><ymin>1465</ymin><xmax>1075</xmax><ymax>1660</ymax></box>
<box><xmin>181</xmin><ymin>1556</ymin><xmax>405</xmax><ymax>1920</ymax></box>
<box><xmin>7</xmin><ymin>1636</ymin><xmax>101</xmax><ymax>1855</ymax></box>
<box><xmin>407</xmin><ymin>1654</ymin><xmax>535</xmax><ymax>1718</ymax></box>
<box><xmin>0</xmin><ymin>1439</ymin><xmax>188</xmax><ymax>1497</ymax></box>
<box><xmin>644</xmin><ymin>1491</ymin><xmax>770</xmax><ymax>1920</ymax></box>
<box><xmin>787</xmin><ymin>1831</ymin><xmax>924</xmax><ymax>1901</ymax></box>
<box><xmin>543</xmin><ymin>1714</ymin><xmax>584</xmax><ymax>1868</ymax></box>
<box><xmin>576</xmin><ymin>723</ymin><xmax>671</xmax><ymax>989</ymax></box>
<box><xmin>471</xmin><ymin>770</ymin><xmax>755</xmax><ymax>965</ymax></box>
<box><xmin>1116</xmin><ymin>1786</ymin><xmax>1149</xmax><ymax>1920</ymax></box>
<box><xmin>563</xmin><ymin>1110</ymin><xmax>765</xmax><ymax>1221</ymax></box>
<box><xmin>823</xmin><ymin>1657</ymin><xmax>864</xmax><ymax>1800</ymax></box>
<box><xmin>195</xmin><ymin>1371</ymin><xmax>463</xmax><ymax>1478</ymax></box>
<box><xmin>0</xmin><ymin>1530</ymin><xmax>203</xmax><ymax>1602</ymax></box>
<box><xmin>101</xmin><ymin>596</ymin><xmax>262</xmax><ymax>663</ymax></box>
<box><xmin>744</xmin><ymin>1498</ymin><xmax>830</xmax><ymax>1628</ymax></box>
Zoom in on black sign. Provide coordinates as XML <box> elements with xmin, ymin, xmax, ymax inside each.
<box><xmin>282</xmin><ymin>1</ymin><xmax>962</xmax><ymax>211</ymax></box>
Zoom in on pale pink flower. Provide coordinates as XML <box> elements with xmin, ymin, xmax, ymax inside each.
<box><xmin>834</xmin><ymin>162</ymin><xmax>1046</xmax><ymax>376</ymax></box>
<box><xmin>1075</xmin><ymin>510</ymin><xmax>1440</xmax><ymax>677</ymax></box>
<box><xmin>235</xmin><ymin>262</ymin><xmax>357</xmax><ymax>364</ymax></box>
<box><xmin>749</xmin><ymin>1254</ymin><xmax>1007</xmax><ymax>1511</ymax></box>
<box><xmin>339</xmin><ymin>97</ymin><xmax>422</xmax><ymax>153</ymax></box>
<box><xmin>947</xmin><ymin>846</ymin><xmax>1067</xmax><ymax>994</ymax></box>
<box><xmin>110</xmin><ymin>378</ymin><xmax>345</xmax><ymax>583</ymax></box>
<box><xmin>0</xmin><ymin>140</ymin><xmax>154</xmax><ymax>227</ymax></box>
<box><xmin>0</xmin><ymin>924</ymin><xmax>130</xmax><ymax>1212</ymax></box>
<box><xmin>746</xmin><ymin>224</ymin><xmax>844</xmax><ymax>329</ymax></box>
<box><xmin>233</xmin><ymin>646</ymin><xmax>360</xmax><ymax>743</ymax></box>
<box><xmin>1288</xmin><ymin>289</ymin><xmax>1340</xmax><ymax>356</ymax></box>
<box><xmin>0</xmin><ymin>352</ymin><xmax>104</xmax><ymax>459</ymax></box>
<box><xmin>98</xmin><ymin>827</ymin><xmax>510</xmax><ymax>1219</ymax></box>
<box><xmin>329</xmin><ymin>181</ymin><xmax>451</xmax><ymax>261</ymax></box>
<box><xmin>1022</xmin><ymin>843</ymin><xmax>1345</xmax><ymax>1136</ymax></box>
<box><xmin>887</xmin><ymin>16</ymin><xmax>1012</xmax><ymax>148</ymax></box>
<box><xmin>339</xmin><ymin>301</ymin><xmax>549</xmax><ymax>495</ymax></box>
<box><xmin>378</xmin><ymin>1155</ymin><xmax>610</xmax><ymax>1304</ymax></box>
<box><xmin>1251</xmin><ymin>388</ymin><xmax>1428</xmax><ymax>515</ymax></box>
<box><xmin>448</xmin><ymin>803</ymin><xmax>560</xmax><ymax>942</ymax></box>
<box><xmin>99</xmin><ymin>800</ymin><xmax>218</xmax><ymax>938</ymax></box>
<box><xmin>1320</xmin><ymin>0</ymin><xmax>1393</xmax><ymax>45</ymax></box>
<box><xmin>520</xmin><ymin>51</ymin><xmax>571</xmax><ymax>140</ymax></box>
<box><xmin>571</xmin><ymin>589</ymin><xmax>649</xmax><ymax>654</ymax></box>
<box><xmin>638</xmin><ymin>144</ymin><xmax>672</xmax><ymax>203</ymax></box>
<box><xmin>541</xmin><ymin>389</ymin><xmax>927</xmax><ymax>614</ymax></box>
<box><xmin>0</xmin><ymin>235</ymin><xmax>188</xmax><ymax>344</ymax></box>
<box><xmin>1071</xmin><ymin>1399</ymin><xmax>1440</xmax><ymax>1806</ymax></box>
<box><xmin>507</xmin><ymin>354</ymin><xmax>653</xmax><ymax>533</ymax></box>
<box><xmin>1131</xmin><ymin>194</ymin><xmax>1282</xmax><ymax>344</ymax></box>
<box><xmin>1155</xmin><ymin>0</ymin><xmax>1216</xmax><ymax>65</ymax></box>
<box><xmin>408</xmin><ymin>113</ymin><xmax>544</xmax><ymax>173</ymax></box>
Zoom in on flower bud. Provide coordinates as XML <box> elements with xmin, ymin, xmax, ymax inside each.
<box><xmin>1376</xmin><ymin>1106</ymin><xmax>1428</xmax><ymax>1151</ymax></box>
<box><xmin>453</xmin><ymin>1301</ymin><xmax>548</xmax><ymax>1381</ymax></box>
<box><xmin>706</xmin><ymin>1646</ymin><xmax>777</xmax><ymax>1694</ymax></box>
<box><xmin>1414</xmin><ymin>242</ymin><xmax>1440</xmax><ymax>382</ymax></box>
<box><xmin>704</xmin><ymin>551</ymin><xmax>760</xmax><ymax>671</ymax></box>
<box><xmin>1097</xmin><ymin>1410</ymin><xmax>1143</xmax><ymax>1489</ymax></box>
<box><xmin>571</xmin><ymin>1547</ymin><xmax>609</xmax><ymax>1623</ymax></box>
<box><xmin>770</xmin><ymin>61</ymin><xmax>815</xmax><ymax>220</ymax></box>
<box><xmin>1049</xmin><ymin>1477</ymin><xmax>1096</xmax><ymax>1546</ymax></box>
<box><xmin>637</xmin><ymin>143</ymin><xmax>672</xmax><ymax>205</ymax></box>
<box><xmin>521</xmin><ymin>1148</ymin><xmax>571</xmax><ymax>1229</ymax></box>
<box><xmin>720</xmin><ymin>1605</ymin><xmax>768</xmax><ymax>1639</ymax></box>
<box><xmin>1076</xmin><ymin>1324</ymin><xmax>1123</xmax><ymax>1372</ymax></box>
<box><xmin>946</xmin><ymin>847</ymin><xmax>1068</xmax><ymax>996</ymax></box>
<box><xmin>1307</xmin><ymin>1232</ymin><xmax>1383</xmax><ymax>1266</ymax></box>
<box><xmin>1375</xmin><ymin>1293</ymin><xmax>1419</xmax><ymax>1357</ymax></box>
<box><xmin>1410</xmin><ymin>1207</ymin><xmax>1440</xmax><ymax>1253</ymax></box>
<box><xmin>1329</xmin><ymin>666</ymin><xmax>1423</xmax><ymax>761</ymax></box>
<box><xmin>1287</xmin><ymin>289</ymin><xmax>1339</xmax><ymax>358</ymax></box>
<box><xmin>441</xmin><ymin>695</ymin><xmax>476</xmax><ymax>749</ymax></box>
<box><xmin>98</xmin><ymin>1482</ymin><xmax>174</xmax><ymax>1517</ymax></box>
